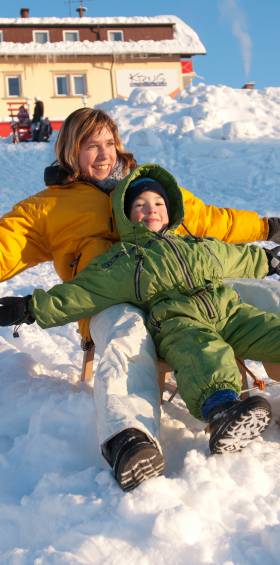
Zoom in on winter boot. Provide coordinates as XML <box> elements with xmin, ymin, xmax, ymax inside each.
<box><xmin>208</xmin><ymin>395</ymin><xmax>272</xmax><ymax>454</ymax></box>
<box><xmin>102</xmin><ymin>428</ymin><xmax>165</xmax><ymax>491</ymax></box>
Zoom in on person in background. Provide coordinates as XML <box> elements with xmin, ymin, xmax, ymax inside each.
<box><xmin>32</xmin><ymin>98</ymin><xmax>44</xmax><ymax>141</ymax></box>
<box><xmin>0</xmin><ymin>165</ymin><xmax>279</xmax><ymax>492</ymax></box>
<box><xmin>17</xmin><ymin>105</ymin><xmax>30</xmax><ymax>126</ymax></box>
<box><xmin>32</xmin><ymin>97</ymin><xmax>44</xmax><ymax>123</ymax></box>
<box><xmin>39</xmin><ymin>117</ymin><xmax>52</xmax><ymax>142</ymax></box>
<box><xmin>0</xmin><ymin>108</ymin><xmax>279</xmax><ymax>491</ymax></box>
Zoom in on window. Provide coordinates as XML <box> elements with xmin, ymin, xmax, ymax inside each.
<box><xmin>63</xmin><ymin>30</ymin><xmax>80</xmax><ymax>42</ymax></box>
<box><xmin>55</xmin><ymin>75</ymin><xmax>69</xmax><ymax>96</ymax></box>
<box><xmin>54</xmin><ymin>74</ymin><xmax>87</xmax><ymax>96</ymax></box>
<box><xmin>72</xmin><ymin>75</ymin><xmax>86</xmax><ymax>95</ymax></box>
<box><xmin>6</xmin><ymin>76</ymin><xmax>21</xmax><ymax>97</ymax></box>
<box><xmin>33</xmin><ymin>30</ymin><xmax>49</xmax><ymax>44</ymax></box>
<box><xmin>0</xmin><ymin>31</ymin><xmax>3</xmax><ymax>42</ymax></box>
<box><xmin>107</xmin><ymin>30</ymin><xmax>124</xmax><ymax>42</ymax></box>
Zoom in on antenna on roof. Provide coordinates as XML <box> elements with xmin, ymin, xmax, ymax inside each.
<box><xmin>64</xmin><ymin>0</ymin><xmax>93</xmax><ymax>17</ymax></box>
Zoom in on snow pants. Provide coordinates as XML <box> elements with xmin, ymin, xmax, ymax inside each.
<box><xmin>156</xmin><ymin>302</ymin><xmax>280</xmax><ymax>420</ymax></box>
<box><xmin>89</xmin><ymin>304</ymin><xmax>161</xmax><ymax>454</ymax></box>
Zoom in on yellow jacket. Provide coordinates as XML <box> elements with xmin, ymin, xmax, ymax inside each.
<box><xmin>0</xmin><ymin>180</ymin><xmax>268</xmax><ymax>339</ymax></box>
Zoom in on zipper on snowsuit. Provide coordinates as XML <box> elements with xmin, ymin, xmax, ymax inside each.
<box><xmin>156</xmin><ymin>233</ymin><xmax>195</xmax><ymax>289</ymax></box>
<box><xmin>193</xmin><ymin>289</ymin><xmax>216</xmax><ymax>319</ymax></box>
<box><xmin>156</xmin><ymin>233</ymin><xmax>216</xmax><ymax>319</ymax></box>
<box><xmin>203</xmin><ymin>242</ymin><xmax>223</xmax><ymax>271</ymax></box>
<box><xmin>134</xmin><ymin>254</ymin><xmax>144</xmax><ymax>301</ymax></box>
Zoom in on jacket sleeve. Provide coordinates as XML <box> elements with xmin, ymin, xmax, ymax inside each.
<box><xmin>0</xmin><ymin>199</ymin><xmax>52</xmax><ymax>282</ymax></box>
<box><xmin>176</xmin><ymin>187</ymin><xmax>268</xmax><ymax>243</ymax></box>
<box><xmin>201</xmin><ymin>239</ymin><xmax>269</xmax><ymax>280</ymax></box>
<box><xmin>31</xmin><ymin>256</ymin><xmax>132</xmax><ymax>329</ymax></box>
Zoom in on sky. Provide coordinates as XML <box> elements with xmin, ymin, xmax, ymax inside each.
<box><xmin>2</xmin><ymin>0</ymin><xmax>280</xmax><ymax>89</ymax></box>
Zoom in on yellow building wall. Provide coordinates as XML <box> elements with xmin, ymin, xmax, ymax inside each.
<box><xmin>0</xmin><ymin>56</ymin><xmax>183</xmax><ymax>121</ymax></box>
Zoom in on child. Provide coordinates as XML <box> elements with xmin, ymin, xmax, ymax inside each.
<box><xmin>1</xmin><ymin>164</ymin><xmax>280</xmax><ymax>490</ymax></box>
<box><xmin>17</xmin><ymin>105</ymin><xmax>30</xmax><ymax>126</ymax></box>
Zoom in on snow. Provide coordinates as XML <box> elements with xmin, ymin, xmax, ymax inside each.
<box><xmin>0</xmin><ymin>82</ymin><xmax>280</xmax><ymax>563</ymax></box>
<box><xmin>0</xmin><ymin>15</ymin><xmax>206</xmax><ymax>56</ymax></box>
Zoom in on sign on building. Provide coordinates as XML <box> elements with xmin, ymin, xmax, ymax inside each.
<box><xmin>116</xmin><ymin>69</ymin><xmax>180</xmax><ymax>98</ymax></box>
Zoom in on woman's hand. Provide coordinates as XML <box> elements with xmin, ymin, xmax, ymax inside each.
<box><xmin>0</xmin><ymin>296</ymin><xmax>34</xmax><ymax>326</ymax></box>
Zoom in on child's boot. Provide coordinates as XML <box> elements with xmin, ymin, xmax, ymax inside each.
<box><xmin>102</xmin><ymin>428</ymin><xmax>164</xmax><ymax>491</ymax></box>
<box><xmin>206</xmin><ymin>394</ymin><xmax>272</xmax><ymax>454</ymax></box>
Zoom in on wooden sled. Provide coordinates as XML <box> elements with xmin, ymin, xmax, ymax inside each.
<box><xmin>80</xmin><ymin>344</ymin><xmax>279</xmax><ymax>401</ymax></box>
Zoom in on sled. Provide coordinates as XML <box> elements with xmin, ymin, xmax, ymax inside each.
<box><xmin>80</xmin><ymin>345</ymin><xmax>279</xmax><ymax>401</ymax></box>
<box><xmin>11</xmin><ymin>122</ymin><xmax>32</xmax><ymax>143</ymax></box>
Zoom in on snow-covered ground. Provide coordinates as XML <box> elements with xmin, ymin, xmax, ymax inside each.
<box><xmin>0</xmin><ymin>83</ymin><xmax>280</xmax><ymax>564</ymax></box>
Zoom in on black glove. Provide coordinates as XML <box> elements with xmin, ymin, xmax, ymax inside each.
<box><xmin>0</xmin><ymin>295</ymin><xmax>35</xmax><ymax>326</ymax></box>
<box><xmin>264</xmin><ymin>246</ymin><xmax>280</xmax><ymax>276</ymax></box>
<box><xmin>44</xmin><ymin>161</ymin><xmax>72</xmax><ymax>186</ymax></box>
<box><xmin>268</xmin><ymin>218</ymin><xmax>280</xmax><ymax>243</ymax></box>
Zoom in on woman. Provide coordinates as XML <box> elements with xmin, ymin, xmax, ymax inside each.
<box><xmin>0</xmin><ymin>107</ymin><xmax>279</xmax><ymax>490</ymax></box>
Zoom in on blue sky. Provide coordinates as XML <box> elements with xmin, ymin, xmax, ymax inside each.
<box><xmin>4</xmin><ymin>0</ymin><xmax>280</xmax><ymax>88</ymax></box>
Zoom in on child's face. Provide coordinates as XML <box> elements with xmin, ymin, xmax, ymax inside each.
<box><xmin>129</xmin><ymin>190</ymin><xmax>169</xmax><ymax>232</ymax></box>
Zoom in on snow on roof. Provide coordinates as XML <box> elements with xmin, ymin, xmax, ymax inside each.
<box><xmin>0</xmin><ymin>15</ymin><xmax>206</xmax><ymax>56</ymax></box>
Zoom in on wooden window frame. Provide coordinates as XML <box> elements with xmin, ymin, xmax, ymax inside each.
<box><xmin>53</xmin><ymin>72</ymin><xmax>87</xmax><ymax>97</ymax></box>
<box><xmin>63</xmin><ymin>30</ymin><xmax>80</xmax><ymax>42</ymax></box>
<box><xmin>71</xmin><ymin>74</ymin><xmax>87</xmax><ymax>95</ymax></box>
<box><xmin>32</xmin><ymin>30</ymin><xmax>50</xmax><ymax>44</ymax></box>
<box><xmin>107</xmin><ymin>30</ymin><xmax>124</xmax><ymax>42</ymax></box>
<box><xmin>5</xmin><ymin>74</ymin><xmax>22</xmax><ymax>98</ymax></box>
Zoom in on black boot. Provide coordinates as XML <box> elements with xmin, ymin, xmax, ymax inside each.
<box><xmin>208</xmin><ymin>395</ymin><xmax>272</xmax><ymax>454</ymax></box>
<box><xmin>102</xmin><ymin>428</ymin><xmax>164</xmax><ymax>491</ymax></box>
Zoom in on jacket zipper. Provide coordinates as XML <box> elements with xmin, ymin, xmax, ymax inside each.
<box><xmin>134</xmin><ymin>254</ymin><xmax>144</xmax><ymax>301</ymax></box>
<box><xmin>156</xmin><ymin>234</ymin><xmax>216</xmax><ymax>319</ymax></box>
<box><xmin>156</xmin><ymin>233</ymin><xmax>194</xmax><ymax>289</ymax></box>
<box><xmin>203</xmin><ymin>242</ymin><xmax>223</xmax><ymax>271</ymax></box>
<box><xmin>194</xmin><ymin>290</ymin><xmax>216</xmax><ymax>319</ymax></box>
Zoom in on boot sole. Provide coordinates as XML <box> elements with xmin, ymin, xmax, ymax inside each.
<box><xmin>209</xmin><ymin>397</ymin><xmax>272</xmax><ymax>454</ymax></box>
<box><xmin>115</xmin><ymin>444</ymin><xmax>165</xmax><ymax>491</ymax></box>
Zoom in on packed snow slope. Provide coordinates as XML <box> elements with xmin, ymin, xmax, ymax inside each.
<box><xmin>0</xmin><ymin>83</ymin><xmax>280</xmax><ymax>564</ymax></box>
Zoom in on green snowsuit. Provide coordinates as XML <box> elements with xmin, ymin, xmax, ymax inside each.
<box><xmin>30</xmin><ymin>164</ymin><xmax>280</xmax><ymax>419</ymax></box>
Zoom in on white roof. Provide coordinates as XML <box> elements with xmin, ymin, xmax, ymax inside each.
<box><xmin>0</xmin><ymin>15</ymin><xmax>206</xmax><ymax>56</ymax></box>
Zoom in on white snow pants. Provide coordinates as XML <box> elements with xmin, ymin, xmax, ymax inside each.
<box><xmin>89</xmin><ymin>304</ymin><xmax>162</xmax><ymax>452</ymax></box>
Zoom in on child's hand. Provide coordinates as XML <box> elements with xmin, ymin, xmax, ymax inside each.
<box><xmin>0</xmin><ymin>296</ymin><xmax>34</xmax><ymax>326</ymax></box>
<box><xmin>264</xmin><ymin>246</ymin><xmax>280</xmax><ymax>276</ymax></box>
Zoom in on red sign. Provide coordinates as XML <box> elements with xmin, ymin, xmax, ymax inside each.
<box><xmin>181</xmin><ymin>60</ymin><xmax>193</xmax><ymax>74</ymax></box>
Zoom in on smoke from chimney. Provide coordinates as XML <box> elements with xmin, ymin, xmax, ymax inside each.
<box><xmin>219</xmin><ymin>0</ymin><xmax>252</xmax><ymax>77</ymax></box>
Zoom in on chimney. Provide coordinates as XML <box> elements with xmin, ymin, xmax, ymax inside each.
<box><xmin>76</xmin><ymin>6</ymin><xmax>87</xmax><ymax>17</ymax></box>
<box><xmin>20</xmin><ymin>8</ymin><xmax>30</xmax><ymax>18</ymax></box>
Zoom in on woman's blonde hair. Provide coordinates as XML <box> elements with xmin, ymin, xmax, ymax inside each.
<box><xmin>55</xmin><ymin>107</ymin><xmax>136</xmax><ymax>179</ymax></box>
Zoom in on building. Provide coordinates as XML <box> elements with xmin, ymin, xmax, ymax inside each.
<box><xmin>0</xmin><ymin>8</ymin><xmax>206</xmax><ymax>133</ymax></box>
